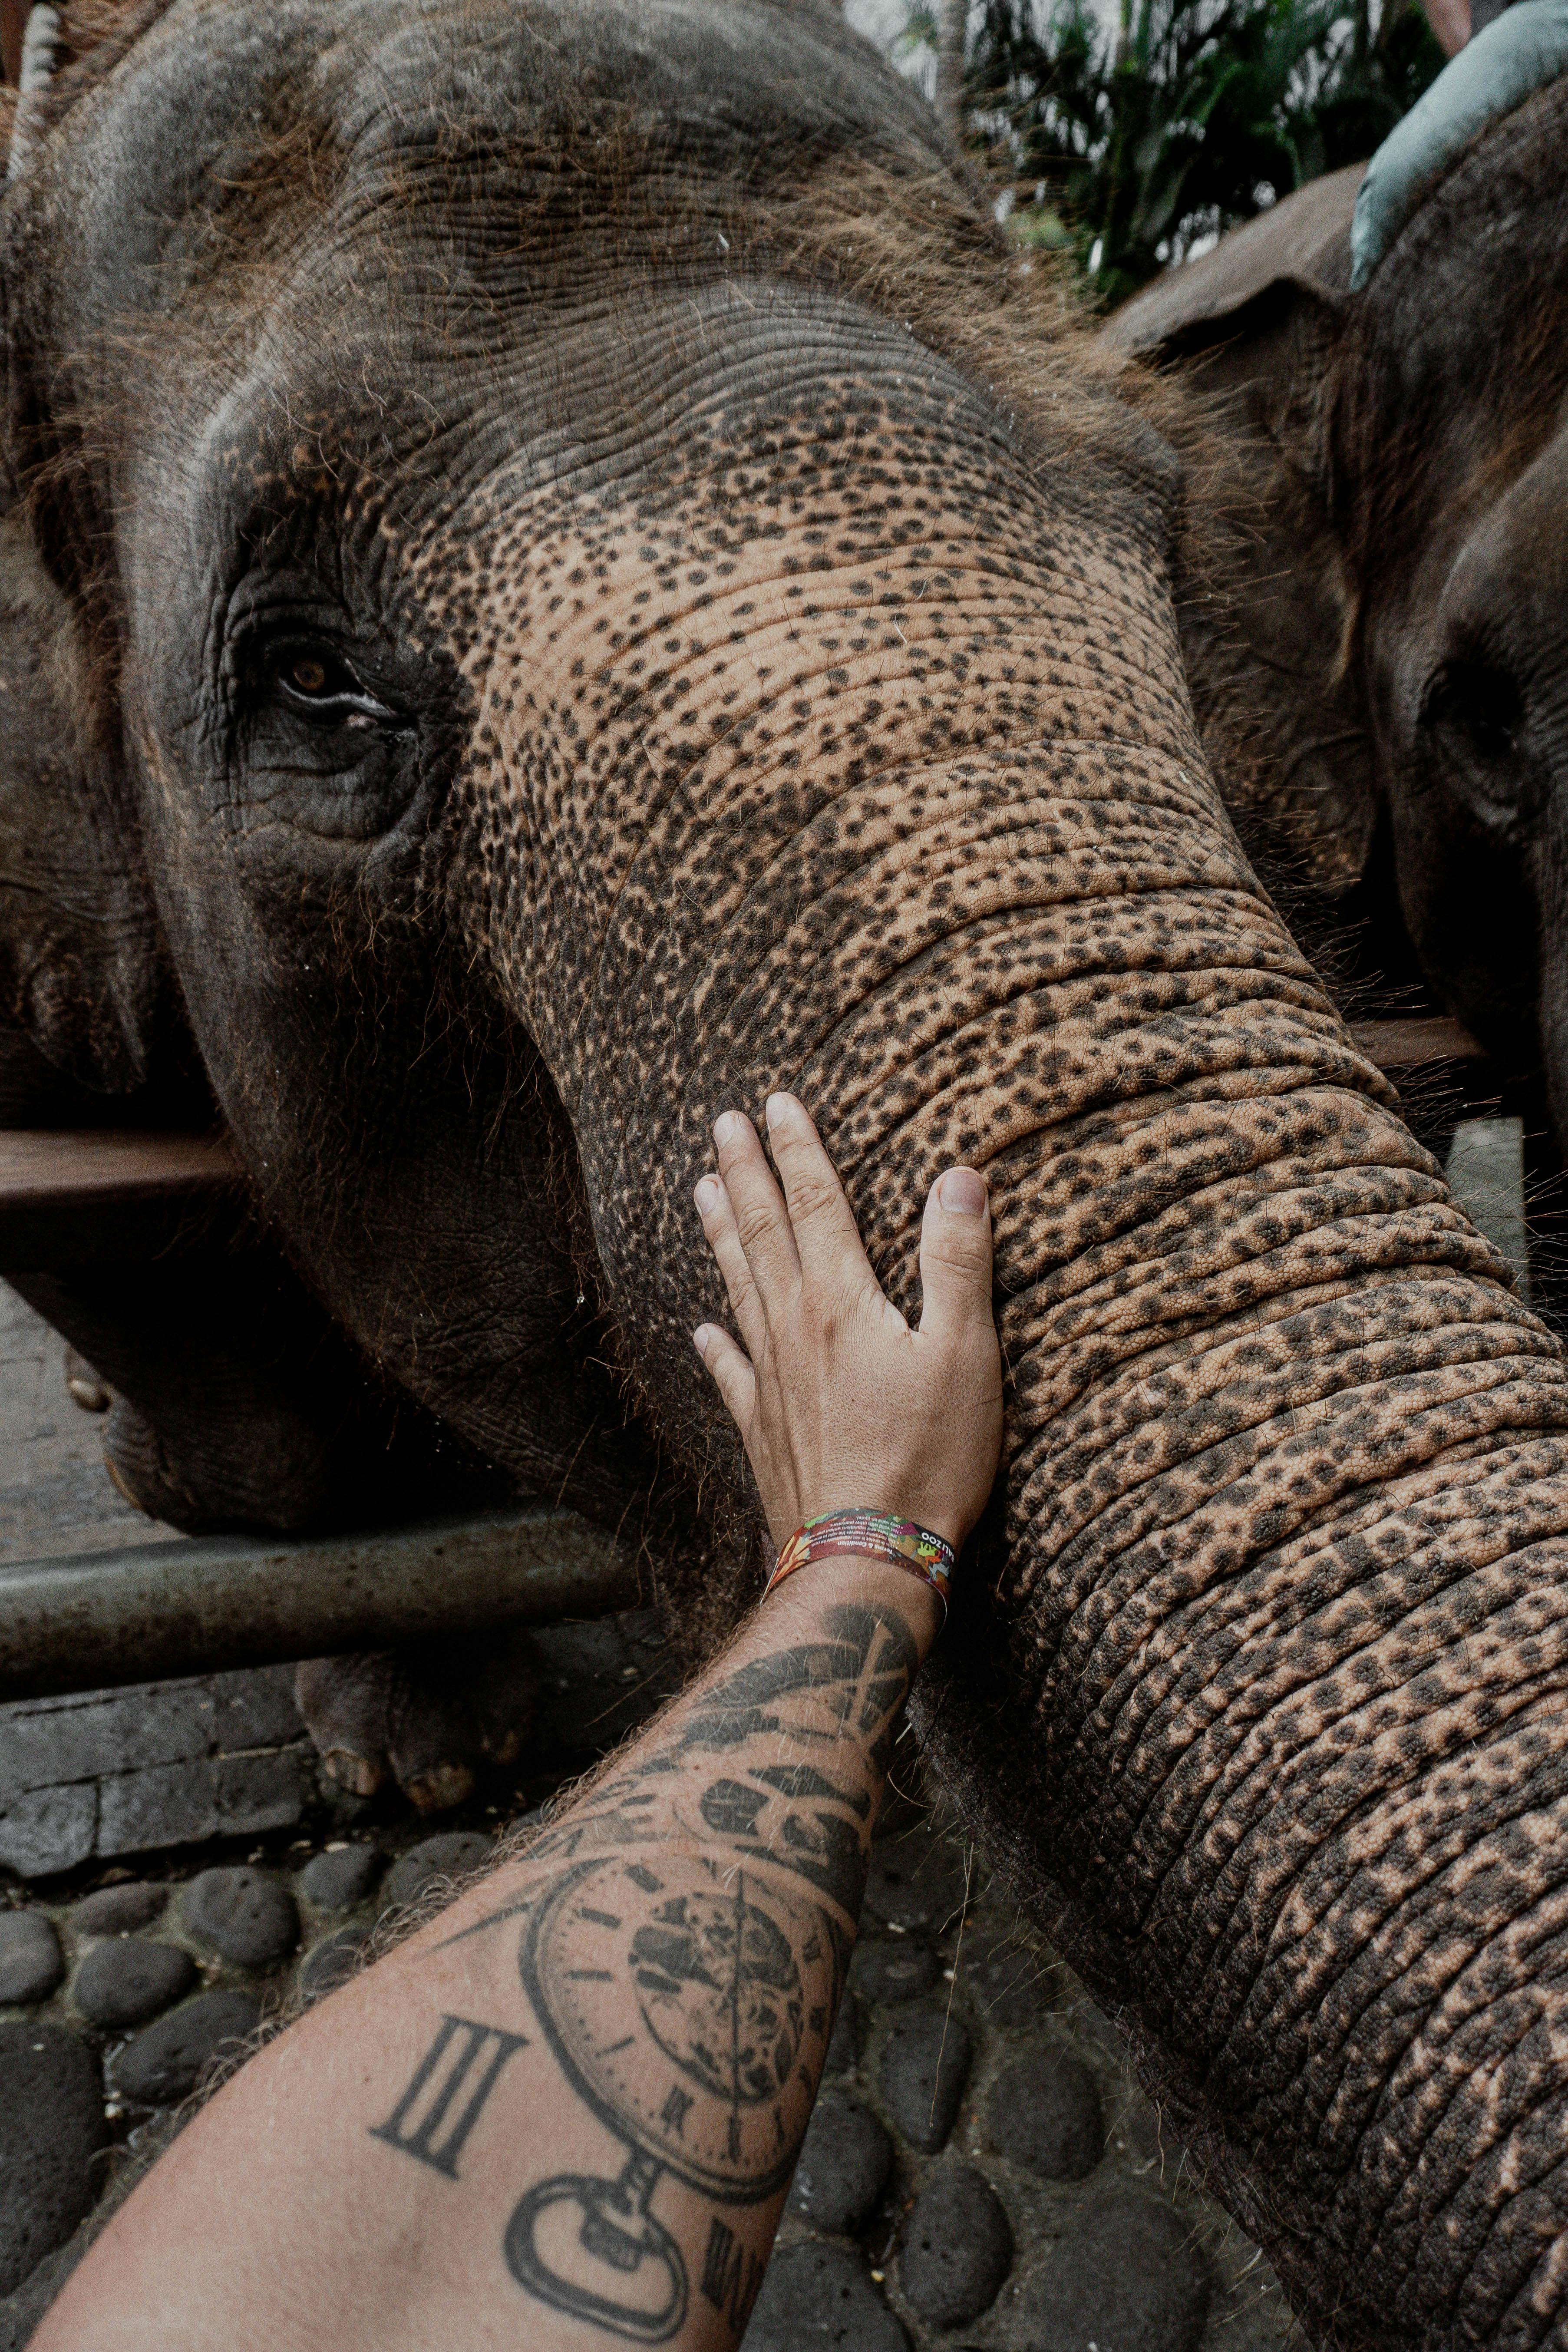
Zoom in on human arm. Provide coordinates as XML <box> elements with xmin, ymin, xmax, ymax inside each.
<box><xmin>33</xmin><ymin>1094</ymin><xmax>1001</xmax><ymax>2352</ymax></box>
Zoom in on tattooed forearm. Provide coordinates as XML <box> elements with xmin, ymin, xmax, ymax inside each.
<box><xmin>368</xmin><ymin>1588</ymin><xmax>925</xmax><ymax>2346</ymax></box>
<box><xmin>444</xmin><ymin>1602</ymin><xmax>917</xmax><ymax>1946</ymax></box>
<box><xmin>32</xmin><ymin>1095</ymin><xmax>988</xmax><ymax>2352</ymax></box>
<box><xmin>498</xmin><ymin>1849</ymin><xmax>842</xmax><ymax>2337</ymax></box>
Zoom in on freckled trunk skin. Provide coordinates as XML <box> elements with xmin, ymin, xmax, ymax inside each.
<box><xmin>442</xmin><ymin>314</ymin><xmax>1568</xmax><ymax>2349</ymax></box>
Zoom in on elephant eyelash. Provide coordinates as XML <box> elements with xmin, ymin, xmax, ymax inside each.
<box><xmin>1419</xmin><ymin>658</ymin><xmax>1543</xmax><ymax>843</ymax></box>
<box><xmin>265</xmin><ymin>640</ymin><xmax>402</xmax><ymax>729</ymax></box>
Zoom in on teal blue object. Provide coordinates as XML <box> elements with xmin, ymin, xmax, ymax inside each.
<box><xmin>1350</xmin><ymin>0</ymin><xmax>1568</xmax><ymax>287</ymax></box>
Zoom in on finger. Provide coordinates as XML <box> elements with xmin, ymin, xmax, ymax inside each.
<box><xmin>695</xmin><ymin>1173</ymin><xmax>768</xmax><ymax>1362</ymax></box>
<box><xmin>764</xmin><ymin>1093</ymin><xmax>878</xmax><ymax>1294</ymax></box>
<box><xmin>713</xmin><ymin>1108</ymin><xmax>801</xmax><ymax>1307</ymax></box>
<box><xmin>693</xmin><ymin>1322</ymin><xmax>758</xmax><ymax>1433</ymax></box>
<box><xmin>916</xmin><ymin>1166</ymin><xmax>994</xmax><ymax>1343</ymax></box>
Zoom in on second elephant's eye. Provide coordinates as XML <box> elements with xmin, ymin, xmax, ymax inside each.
<box><xmin>271</xmin><ymin>641</ymin><xmax>397</xmax><ymax>729</ymax></box>
<box><xmin>1420</xmin><ymin>657</ymin><xmax>1536</xmax><ymax>829</ymax></box>
<box><xmin>1423</xmin><ymin>658</ymin><xmax>1524</xmax><ymax>769</ymax></box>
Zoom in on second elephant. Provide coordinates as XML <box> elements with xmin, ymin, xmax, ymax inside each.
<box><xmin>1109</xmin><ymin>72</ymin><xmax>1568</xmax><ymax>1146</ymax></box>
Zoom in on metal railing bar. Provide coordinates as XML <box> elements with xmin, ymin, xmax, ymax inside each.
<box><xmin>0</xmin><ymin>1506</ymin><xmax>641</xmax><ymax>1703</ymax></box>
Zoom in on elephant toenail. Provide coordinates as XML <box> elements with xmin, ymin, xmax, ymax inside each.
<box><xmin>403</xmin><ymin>1763</ymin><xmax>475</xmax><ymax>1813</ymax></box>
<box><xmin>321</xmin><ymin>1748</ymin><xmax>386</xmax><ymax>1799</ymax></box>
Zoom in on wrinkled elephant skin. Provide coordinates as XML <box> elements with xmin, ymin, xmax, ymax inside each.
<box><xmin>8</xmin><ymin>6</ymin><xmax>1568</xmax><ymax>2345</ymax></box>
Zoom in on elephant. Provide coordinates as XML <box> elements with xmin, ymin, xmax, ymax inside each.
<box><xmin>10</xmin><ymin>2</ymin><xmax>1568</xmax><ymax>2343</ymax></box>
<box><xmin>1104</xmin><ymin>59</ymin><xmax>1568</xmax><ymax>1158</ymax></box>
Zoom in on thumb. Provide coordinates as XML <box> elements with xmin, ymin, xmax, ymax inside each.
<box><xmin>917</xmin><ymin>1166</ymin><xmax>994</xmax><ymax>1343</ymax></box>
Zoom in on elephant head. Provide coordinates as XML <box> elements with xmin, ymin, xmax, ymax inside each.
<box><xmin>10</xmin><ymin>4</ymin><xmax>1568</xmax><ymax>2344</ymax></box>
<box><xmin>1107</xmin><ymin>65</ymin><xmax>1568</xmax><ymax>1128</ymax></box>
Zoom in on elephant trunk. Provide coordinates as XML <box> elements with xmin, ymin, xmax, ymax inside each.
<box><xmin>645</xmin><ymin>723</ymin><xmax>1568</xmax><ymax>2344</ymax></box>
<box><xmin>714</xmin><ymin>759</ymin><xmax>1568</xmax><ymax>2349</ymax></box>
<box><xmin>461</xmin><ymin>325</ymin><xmax>1568</xmax><ymax>2343</ymax></box>
<box><xmin>919</xmin><ymin>946</ymin><xmax>1568</xmax><ymax>2342</ymax></box>
<box><xmin>834</xmin><ymin>747</ymin><xmax>1568</xmax><ymax>2347</ymax></box>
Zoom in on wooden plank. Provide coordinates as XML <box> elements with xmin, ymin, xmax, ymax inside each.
<box><xmin>1349</xmin><ymin>1016</ymin><xmax>1487</xmax><ymax>1072</ymax></box>
<box><xmin>0</xmin><ymin>1130</ymin><xmax>244</xmax><ymax>1268</ymax></box>
<box><xmin>0</xmin><ymin>1</ymin><xmax>27</xmax><ymax>86</ymax></box>
<box><xmin>0</xmin><ymin>1129</ymin><xmax>242</xmax><ymax>1209</ymax></box>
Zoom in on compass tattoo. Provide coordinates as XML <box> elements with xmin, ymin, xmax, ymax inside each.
<box><xmin>373</xmin><ymin>1597</ymin><xmax>921</xmax><ymax>2343</ymax></box>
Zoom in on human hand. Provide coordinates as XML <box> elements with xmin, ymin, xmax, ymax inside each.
<box><xmin>692</xmin><ymin>1093</ymin><xmax>1004</xmax><ymax>1557</ymax></box>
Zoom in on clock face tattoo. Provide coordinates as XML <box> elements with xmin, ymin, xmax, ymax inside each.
<box><xmin>630</xmin><ymin>1883</ymin><xmax>805</xmax><ymax>2160</ymax></box>
<box><xmin>528</xmin><ymin>1853</ymin><xmax>839</xmax><ymax>2197</ymax></box>
<box><xmin>505</xmin><ymin>1854</ymin><xmax>844</xmax><ymax>2340</ymax></box>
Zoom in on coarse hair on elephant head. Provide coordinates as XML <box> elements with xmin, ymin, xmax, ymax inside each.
<box><xmin>0</xmin><ymin>0</ymin><xmax>1170</xmax><ymax>1536</ymax></box>
<box><xmin>1106</xmin><ymin>76</ymin><xmax>1568</xmax><ymax>1143</ymax></box>
<box><xmin>15</xmin><ymin>5</ymin><xmax>1568</xmax><ymax>2346</ymax></box>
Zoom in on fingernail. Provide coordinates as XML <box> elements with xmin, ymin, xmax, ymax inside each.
<box><xmin>695</xmin><ymin>1176</ymin><xmax>722</xmax><ymax>1214</ymax></box>
<box><xmin>765</xmin><ymin>1092</ymin><xmax>798</xmax><ymax>1132</ymax></box>
<box><xmin>939</xmin><ymin>1167</ymin><xmax>987</xmax><ymax>1216</ymax></box>
<box><xmin>693</xmin><ymin>1325</ymin><xmax>713</xmax><ymax>1357</ymax></box>
<box><xmin>713</xmin><ymin>1110</ymin><xmax>740</xmax><ymax>1146</ymax></box>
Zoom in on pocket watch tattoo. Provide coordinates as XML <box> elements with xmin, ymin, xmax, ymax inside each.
<box><xmin>370</xmin><ymin>1602</ymin><xmax>915</xmax><ymax>2343</ymax></box>
<box><xmin>505</xmin><ymin>1852</ymin><xmax>845</xmax><ymax>2340</ymax></box>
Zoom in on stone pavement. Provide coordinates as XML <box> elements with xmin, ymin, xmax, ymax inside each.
<box><xmin>1446</xmin><ymin>1114</ymin><xmax>1530</xmax><ymax>1292</ymax></box>
<box><xmin>0</xmin><ymin>1279</ymin><xmax>1321</xmax><ymax>2349</ymax></box>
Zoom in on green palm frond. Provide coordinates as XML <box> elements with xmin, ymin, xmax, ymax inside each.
<box><xmin>904</xmin><ymin>0</ymin><xmax>1444</xmax><ymax>304</ymax></box>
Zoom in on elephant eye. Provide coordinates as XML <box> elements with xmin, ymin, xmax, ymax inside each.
<box><xmin>235</xmin><ymin>621</ymin><xmax>425</xmax><ymax>845</ymax></box>
<box><xmin>1422</xmin><ymin>658</ymin><xmax>1524</xmax><ymax>774</ymax></box>
<box><xmin>271</xmin><ymin>641</ymin><xmax>398</xmax><ymax>730</ymax></box>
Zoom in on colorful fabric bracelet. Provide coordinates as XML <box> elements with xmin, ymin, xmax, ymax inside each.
<box><xmin>763</xmin><ymin>1509</ymin><xmax>955</xmax><ymax>1620</ymax></box>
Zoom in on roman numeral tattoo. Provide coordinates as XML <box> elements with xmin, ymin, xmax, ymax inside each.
<box><xmin>701</xmin><ymin>2217</ymin><xmax>766</xmax><ymax>2335</ymax></box>
<box><xmin>370</xmin><ymin>2013</ymin><xmax>528</xmax><ymax>2180</ymax></box>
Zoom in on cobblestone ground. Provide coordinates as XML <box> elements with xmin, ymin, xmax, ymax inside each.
<box><xmin>0</xmin><ymin>1283</ymin><xmax>1323</xmax><ymax>2349</ymax></box>
<box><xmin>0</xmin><ymin>1774</ymin><xmax>1305</xmax><ymax>2350</ymax></box>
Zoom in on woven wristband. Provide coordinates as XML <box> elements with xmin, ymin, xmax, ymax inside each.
<box><xmin>763</xmin><ymin>1508</ymin><xmax>955</xmax><ymax>1621</ymax></box>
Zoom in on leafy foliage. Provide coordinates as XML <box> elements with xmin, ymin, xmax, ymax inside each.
<box><xmin>903</xmin><ymin>0</ymin><xmax>1445</xmax><ymax>306</ymax></box>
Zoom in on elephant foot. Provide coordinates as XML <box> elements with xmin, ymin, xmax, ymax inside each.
<box><xmin>388</xmin><ymin>1662</ymin><xmax>478</xmax><ymax>1810</ymax></box>
<box><xmin>295</xmin><ymin>1654</ymin><xmax>396</xmax><ymax>1798</ymax></box>
<box><xmin>294</xmin><ymin>1629</ymin><xmax>541</xmax><ymax>1812</ymax></box>
<box><xmin>103</xmin><ymin>1444</ymin><xmax>146</xmax><ymax>1515</ymax></box>
<box><xmin>63</xmin><ymin>1346</ymin><xmax>111</xmax><ymax>1412</ymax></box>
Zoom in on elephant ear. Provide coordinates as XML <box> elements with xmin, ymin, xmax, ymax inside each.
<box><xmin>0</xmin><ymin>0</ymin><xmax>191</xmax><ymax>1108</ymax></box>
<box><xmin>0</xmin><ymin>499</ymin><xmax>165</xmax><ymax>1104</ymax></box>
<box><xmin>1103</xmin><ymin>166</ymin><xmax>1376</xmax><ymax>895</ymax></box>
<box><xmin>1103</xmin><ymin>161</ymin><xmax>1361</xmax><ymax>359</ymax></box>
